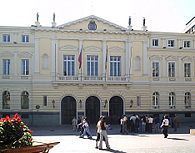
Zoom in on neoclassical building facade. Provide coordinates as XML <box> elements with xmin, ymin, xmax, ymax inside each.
<box><xmin>0</xmin><ymin>15</ymin><xmax>195</xmax><ymax>126</ymax></box>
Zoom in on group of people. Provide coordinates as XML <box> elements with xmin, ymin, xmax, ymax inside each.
<box><xmin>120</xmin><ymin>114</ymin><xmax>160</xmax><ymax>134</ymax></box>
<box><xmin>120</xmin><ymin>114</ymin><xmax>179</xmax><ymax>137</ymax></box>
<box><xmin>71</xmin><ymin>114</ymin><xmax>177</xmax><ymax>150</ymax></box>
<box><xmin>72</xmin><ymin>116</ymin><xmax>111</xmax><ymax>150</ymax></box>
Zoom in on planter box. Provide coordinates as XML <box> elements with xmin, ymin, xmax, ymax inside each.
<box><xmin>1</xmin><ymin>141</ymin><xmax>60</xmax><ymax>153</ymax></box>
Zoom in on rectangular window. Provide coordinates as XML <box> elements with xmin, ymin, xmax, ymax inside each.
<box><xmin>152</xmin><ymin>39</ymin><xmax>158</xmax><ymax>47</ymax></box>
<box><xmin>3</xmin><ymin>59</ymin><xmax>10</xmax><ymax>75</ymax></box>
<box><xmin>152</xmin><ymin>62</ymin><xmax>159</xmax><ymax>77</ymax></box>
<box><xmin>183</xmin><ymin>41</ymin><xmax>190</xmax><ymax>48</ymax></box>
<box><xmin>21</xmin><ymin>59</ymin><xmax>29</xmax><ymax>75</ymax></box>
<box><xmin>87</xmin><ymin>55</ymin><xmax>98</xmax><ymax>76</ymax></box>
<box><xmin>22</xmin><ymin>35</ymin><xmax>29</xmax><ymax>43</ymax></box>
<box><xmin>167</xmin><ymin>40</ymin><xmax>174</xmax><ymax>47</ymax></box>
<box><xmin>43</xmin><ymin>96</ymin><xmax>48</xmax><ymax>106</ymax></box>
<box><xmin>63</xmin><ymin>55</ymin><xmax>75</xmax><ymax>76</ymax></box>
<box><xmin>3</xmin><ymin>34</ymin><xmax>10</xmax><ymax>42</ymax></box>
<box><xmin>184</xmin><ymin>63</ymin><xmax>191</xmax><ymax>77</ymax></box>
<box><xmin>110</xmin><ymin>56</ymin><xmax>121</xmax><ymax>76</ymax></box>
<box><xmin>168</xmin><ymin>62</ymin><xmax>175</xmax><ymax>77</ymax></box>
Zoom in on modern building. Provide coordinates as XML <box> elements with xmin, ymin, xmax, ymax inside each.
<box><xmin>0</xmin><ymin>15</ymin><xmax>195</xmax><ymax>126</ymax></box>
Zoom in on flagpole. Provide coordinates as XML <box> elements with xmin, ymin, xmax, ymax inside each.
<box><xmin>81</xmin><ymin>45</ymin><xmax>83</xmax><ymax>81</ymax></box>
<box><xmin>81</xmin><ymin>65</ymin><xmax>82</xmax><ymax>81</ymax></box>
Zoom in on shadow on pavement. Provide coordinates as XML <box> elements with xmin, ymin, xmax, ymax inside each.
<box><xmin>167</xmin><ymin>137</ymin><xmax>189</xmax><ymax>141</ymax></box>
<box><xmin>97</xmin><ymin>148</ymin><xmax>126</xmax><ymax>153</ymax></box>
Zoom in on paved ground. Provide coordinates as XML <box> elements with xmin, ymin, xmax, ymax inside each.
<box><xmin>32</xmin><ymin>125</ymin><xmax>195</xmax><ymax>153</ymax></box>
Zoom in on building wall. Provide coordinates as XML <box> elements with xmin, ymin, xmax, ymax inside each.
<box><xmin>0</xmin><ymin>16</ymin><xmax>195</xmax><ymax>126</ymax></box>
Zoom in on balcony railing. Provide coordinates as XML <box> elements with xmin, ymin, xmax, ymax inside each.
<box><xmin>56</xmin><ymin>74</ymin><xmax>128</xmax><ymax>83</ymax></box>
<box><xmin>59</xmin><ymin>76</ymin><xmax>79</xmax><ymax>81</ymax></box>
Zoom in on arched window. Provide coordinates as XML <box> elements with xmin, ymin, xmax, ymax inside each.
<box><xmin>152</xmin><ymin>92</ymin><xmax>159</xmax><ymax>107</ymax></box>
<box><xmin>169</xmin><ymin>92</ymin><xmax>175</xmax><ymax>108</ymax></box>
<box><xmin>42</xmin><ymin>54</ymin><xmax>48</xmax><ymax>69</ymax></box>
<box><xmin>21</xmin><ymin>91</ymin><xmax>29</xmax><ymax>109</ymax></box>
<box><xmin>2</xmin><ymin>91</ymin><xmax>10</xmax><ymax>109</ymax></box>
<box><xmin>184</xmin><ymin>92</ymin><xmax>191</xmax><ymax>109</ymax></box>
<box><xmin>134</xmin><ymin>56</ymin><xmax>141</xmax><ymax>71</ymax></box>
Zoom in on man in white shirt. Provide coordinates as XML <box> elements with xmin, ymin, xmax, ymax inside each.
<box><xmin>161</xmin><ymin>115</ymin><xmax>169</xmax><ymax>138</ymax></box>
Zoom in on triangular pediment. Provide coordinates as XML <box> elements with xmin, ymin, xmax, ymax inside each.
<box><xmin>58</xmin><ymin>15</ymin><xmax>127</xmax><ymax>32</ymax></box>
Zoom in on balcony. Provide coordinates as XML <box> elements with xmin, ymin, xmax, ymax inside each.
<box><xmin>2</xmin><ymin>75</ymin><xmax>11</xmax><ymax>79</ymax></box>
<box><xmin>55</xmin><ymin>74</ymin><xmax>128</xmax><ymax>84</ymax></box>
<box><xmin>185</xmin><ymin>105</ymin><xmax>191</xmax><ymax>109</ymax></box>
<box><xmin>107</xmin><ymin>76</ymin><xmax>127</xmax><ymax>81</ymax></box>
<box><xmin>169</xmin><ymin>77</ymin><xmax>176</xmax><ymax>81</ymax></box>
<box><xmin>59</xmin><ymin>76</ymin><xmax>79</xmax><ymax>81</ymax></box>
<box><xmin>152</xmin><ymin>77</ymin><xmax>159</xmax><ymax>81</ymax></box>
<box><xmin>169</xmin><ymin>105</ymin><xmax>176</xmax><ymax>109</ymax></box>
<box><xmin>152</xmin><ymin>105</ymin><xmax>160</xmax><ymax>109</ymax></box>
<box><xmin>185</xmin><ymin>77</ymin><xmax>192</xmax><ymax>81</ymax></box>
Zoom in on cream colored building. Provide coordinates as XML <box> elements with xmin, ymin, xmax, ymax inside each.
<box><xmin>0</xmin><ymin>15</ymin><xmax>195</xmax><ymax>126</ymax></box>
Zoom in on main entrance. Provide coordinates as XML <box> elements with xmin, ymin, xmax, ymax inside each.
<box><xmin>109</xmin><ymin>96</ymin><xmax>123</xmax><ymax>124</ymax></box>
<box><xmin>61</xmin><ymin>96</ymin><xmax>76</xmax><ymax>124</ymax></box>
<box><xmin>85</xmin><ymin>96</ymin><xmax>100</xmax><ymax>124</ymax></box>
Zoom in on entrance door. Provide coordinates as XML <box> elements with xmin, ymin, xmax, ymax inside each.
<box><xmin>85</xmin><ymin>96</ymin><xmax>100</xmax><ymax>124</ymax></box>
<box><xmin>61</xmin><ymin>96</ymin><xmax>76</xmax><ymax>124</ymax></box>
<box><xmin>109</xmin><ymin>96</ymin><xmax>123</xmax><ymax>124</ymax></box>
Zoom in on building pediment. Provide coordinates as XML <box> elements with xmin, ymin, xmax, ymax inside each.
<box><xmin>59</xmin><ymin>45</ymin><xmax>78</xmax><ymax>51</ymax></box>
<box><xmin>58</xmin><ymin>15</ymin><xmax>127</xmax><ymax>32</ymax></box>
<box><xmin>165</xmin><ymin>55</ymin><xmax>178</xmax><ymax>61</ymax></box>
<box><xmin>149</xmin><ymin>55</ymin><xmax>163</xmax><ymax>61</ymax></box>
<box><xmin>181</xmin><ymin>56</ymin><xmax>192</xmax><ymax>61</ymax></box>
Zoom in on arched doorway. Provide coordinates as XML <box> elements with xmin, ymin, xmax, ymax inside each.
<box><xmin>61</xmin><ymin>96</ymin><xmax>76</xmax><ymax>124</ymax></box>
<box><xmin>109</xmin><ymin>96</ymin><xmax>123</xmax><ymax>124</ymax></box>
<box><xmin>85</xmin><ymin>96</ymin><xmax>100</xmax><ymax>124</ymax></box>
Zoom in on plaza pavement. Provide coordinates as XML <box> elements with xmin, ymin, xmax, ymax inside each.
<box><xmin>32</xmin><ymin>124</ymin><xmax>195</xmax><ymax>153</ymax></box>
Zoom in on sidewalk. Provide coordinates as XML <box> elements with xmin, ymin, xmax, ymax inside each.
<box><xmin>31</xmin><ymin>124</ymin><xmax>195</xmax><ymax>153</ymax></box>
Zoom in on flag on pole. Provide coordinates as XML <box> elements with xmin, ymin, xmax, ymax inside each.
<box><xmin>105</xmin><ymin>46</ymin><xmax>108</xmax><ymax>70</ymax></box>
<box><xmin>78</xmin><ymin>46</ymin><xmax>83</xmax><ymax>69</ymax></box>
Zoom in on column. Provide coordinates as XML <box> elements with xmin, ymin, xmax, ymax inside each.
<box><xmin>51</xmin><ymin>38</ymin><xmax>58</xmax><ymax>80</ymax></box>
<box><xmin>34</xmin><ymin>38</ymin><xmax>40</xmax><ymax>73</ymax></box>
<box><xmin>13</xmin><ymin>52</ymin><xmax>17</xmax><ymax>77</ymax></box>
<box><xmin>102</xmin><ymin>40</ymin><xmax>107</xmax><ymax>78</ymax></box>
<box><xmin>125</xmin><ymin>40</ymin><xmax>132</xmax><ymax>77</ymax></box>
<box><xmin>178</xmin><ymin>57</ymin><xmax>182</xmax><ymax>80</ymax></box>
<box><xmin>143</xmin><ymin>41</ymin><xmax>148</xmax><ymax>75</ymax></box>
<box><xmin>162</xmin><ymin>56</ymin><xmax>166</xmax><ymax>79</ymax></box>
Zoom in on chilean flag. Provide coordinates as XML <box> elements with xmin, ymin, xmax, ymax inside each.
<box><xmin>78</xmin><ymin>46</ymin><xmax>82</xmax><ymax>69</ymax></box>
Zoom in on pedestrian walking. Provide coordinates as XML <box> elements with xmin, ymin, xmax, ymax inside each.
<box><xmin>99</xmin><ymin>116</ymin><xmax>110</xmax><ymax>150</ymax></box>
<box><xmin>79</xmin><ymin>118</ymin><xmax>92</xmax><ymax>139</ymax></box>
<box><xmin>95</xmin><ymin>116</ymin><xmax>104</xmax><ymax>148</ymax></box>
<box><xmin>161</xmin><ymin>115</ymin><xmax>169</xmax><ymax>138</ymax></box>
<box><xmin>72</xmin><ymin>117</ymin><xmax>77</xmax><ymax>131</ymax></box>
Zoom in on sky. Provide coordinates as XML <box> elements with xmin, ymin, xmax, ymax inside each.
<box><xmin>0</xmin><ymin>0</ymin><xmax>194</xmax><ymax>32</ymax></box>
